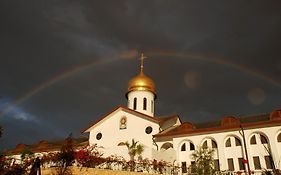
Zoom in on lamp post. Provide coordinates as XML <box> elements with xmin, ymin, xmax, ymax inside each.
<box><xmin>239</xmin><ymin>124</ymin><xmax>251</xmax><ymax>175</ymax></box>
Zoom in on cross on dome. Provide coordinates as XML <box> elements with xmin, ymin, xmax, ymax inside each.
<box><xmin>126</xmin><ymin>52</ymin><xmax>157</xmax><ymax>98</ymax></box>
<box><xmin>140</xmin><ymin>53</ymin><xmax>147</xmax><ymax>74</ymax></box>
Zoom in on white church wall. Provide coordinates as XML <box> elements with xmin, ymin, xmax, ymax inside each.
<box><xmin>150</xmin><ymin>141</ymin><xmax>177</xmax><ymax>163</ymax></box>
<box><xmin>152</xmin><ymin>147</ymin><xmax>176</xmax><ymax>163</ymax></box>
<box><xmin>88</xmin><ymin>109</ymin><xmax>159</xmax><ymax>160</ymax></box>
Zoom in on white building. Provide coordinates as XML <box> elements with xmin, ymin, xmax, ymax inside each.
<box><xmin>82</xmin><ymin>54</ymin><xmax>281</xmax><ymax>174</ymax></box>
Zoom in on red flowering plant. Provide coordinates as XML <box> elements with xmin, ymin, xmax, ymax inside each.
<box><xmin>4</xmin><ymin>163</ymin><xmax>28</xmax><ymax>175</ymax></box>
<box><xmin>140</xmin><ymin>158</ymin><xmax>150</xmax><ymax>173</ymax></box>
<box><xmin>88</xmin><ymin>146</ymin><xmax>105</xmax><ymax>167</ymax></box>
<box><xmin>105</xmin><ymin>155</ymin><xmax>124</xmax><ymax>170</ymax></box>
<box><xmin>104</xmin><ymin>155</ymin><xmax>115</xmax><ymax>169</ymax></box>
<box><xmin>157</xmin><ymin>160</ymin><xmax>167</xmax><ymax>174</ymax></box>
<box><xmin>75</xmin><ymin>144</ymin><xmax>105</xmax><ymax>168</ymax></box>
<box><xmin>41</xmin><ymin>152</ymin><xmax>60</xmax><ymax>167</ymax></box>
<box><xmin>113</xmin><ymin>156</ymin><xmax>126</xmax><ymax>171</ymax></box>
<box><xmin>0</xmin><ymin>156</ymin><xmax>29</xmax><ymax>175</ymax></box>
<box><xmin>150</xmin><ymin>159</ymin><xmax>168</xmax><ymax>174</ymax></box>
<box><xmin>127</xmin><ymin>159</ymin><xmax>136</xmax><ymax>172</ymax></box>
<box><xmin>75</xmin><ymin>149</ymin><xmax>90</xmax><ymax>167</ymax></box>
<box><xmin>152</xmin><ymin>159</ymin><xmax>158</xmax><ymax>173</ymax></box>
<box><xmin>40</xmin><ymin>153</ymin><xmax>53</xmax><ymax>168</ymax></box>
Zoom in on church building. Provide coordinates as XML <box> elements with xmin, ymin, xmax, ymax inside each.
<box><xmin>82</xmin><ymin>54</ymin><xmax>281</xmax><ymax>174</ymax></box>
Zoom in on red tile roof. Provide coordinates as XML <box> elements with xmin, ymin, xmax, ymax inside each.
<box><xmin>6</xmin><ymin>137</ymin><xmax>88</xmax><ymax>155</ymax></box>
<box><xmin>153</xmin><ymin>109</ymin><xmax>281</xmax><ymax>138</ymax></box>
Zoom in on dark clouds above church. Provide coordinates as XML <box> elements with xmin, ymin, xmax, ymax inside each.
<box><xmin>0</xmin><ymin>0</ymin><xmax>281</xmax><ymax>149</ymax></box>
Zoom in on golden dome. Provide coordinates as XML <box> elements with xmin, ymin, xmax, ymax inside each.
<box><xmin>127</xmin><ymin>72</ymin><xmax>156</xmax><ymax>95</ymax></box>
<box><xmin>126</xmin><ymin>53</ymin><xmax>156</xmax><ymax>97</ymax></box>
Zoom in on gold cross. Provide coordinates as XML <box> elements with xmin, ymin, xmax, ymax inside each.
<box><xmin>140</xmin><ymin>53</ymin><xmax>147</xmax><ymax>73</ymax></box>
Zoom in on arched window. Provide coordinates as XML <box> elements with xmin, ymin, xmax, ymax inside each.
<box><xmin>212</xmin><ymin>140</ymin><xmax>217</xmax><ymax>148</ymax></box>
<box><xmin>151</xmin><ymin>100</ymin><xmax>154</xmax><ymax>113</ymax></box>
<box><xmin>260</xmin><ymin>135</ymin><xmax>268</xmax><ymax>144</ymax></box>
<box><xmin>133</xmin><ymin>98</ymin><xmax>137</xmax><ymax>110</ymax></box>
<box><xmin>250</xmin><ymin>135</ymin><xmax>257</xmax><ymax>144</ymax></box>
<box><xmin>202</xmin><ymin>140</ymin><xmax>207</xmax><ymax>148</ymax></box>
<box><xmin>161</xmin><ymin>142</ymin><xmax>173</xmax><ymax>150</ymax></box>
<box><xmin>235</xmin><ymin>137</ymin><xmax>242</xmax><ymax>146</ymax></box>
<box><xmin>181</xmin><ymin>143</ymin><xmax>186</xmax><ymax>151</ymax></box>
<box><xmin>225</xmin><ymin>138</ymin><xmax>231</xmax><ymax>147</ymax></box>
<box><xmin>143</xmin><ymin>98</ymin><xmax>147</xmax><ymax>110</ymax></box>
<box><xmin>190</xmin><ymin>142</ymin><xmax>195</xmax><ymax>150</ymax></box>
<box><xmin>225</xmin><ymin>136</ymin><xmax>242</xmax><ymax>147</ymax></box>
<box><xmin>278</xmin><ymin>133</ymin><xmax>281</xmax><ymax>142</ymax></box>
<box><xmin>202</xmin><ymin>139</ymin><xmax>217</xmax><ymax>149</ymax></box>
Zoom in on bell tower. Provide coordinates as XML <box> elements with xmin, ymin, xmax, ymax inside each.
<box><xmin>126</xmin><ymin>53</ymin><xmax>156</xmax><ymax>116</ymax></box>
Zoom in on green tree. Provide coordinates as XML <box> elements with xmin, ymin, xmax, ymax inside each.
<box><xmin>190</xmin><ymin>145</ymin><xmax>216</xmax><ymax>175</ymax></box>
<box><xmin>20</xmin><ymin>148</ymin><xmax>34</xmax><ymax>161</ymax></box>
<box><xmin>59</xmin><ymin>136</ymin><xmax>75</xmax><ymax>167</ymax></box>
<box><xmin>120</xmin><ymin>139</ymin><xmax>144</xmax><ymax>161</ymax></box>
<box><xmin>54</xmin><ymin>135</ymin><xmax>75</xmax><ymax>175</ymax></box>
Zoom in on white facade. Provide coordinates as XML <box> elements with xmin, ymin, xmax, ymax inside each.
<box><xmin>161</xmin><ymin>125</ymin><xmax>281</xmax><ymax>174</ymax></box>
<box><xmin>173</xmin><ymin>126</ymin><xmax>281</xmax><ymax>171</ymax></box>
<box><xmin>84</xmin><ymin>101</ymin><xmax>281</xmax><ymax>175</ymax></box>
<box><xmin>83</xmin><ymin>60</ymin><xmax>281</xmax><ymax>174</ymax></box>
<box><xmin>85</xmin><ymin>107</ymin><xmax>160</xmax><ymax>160</ymax></box>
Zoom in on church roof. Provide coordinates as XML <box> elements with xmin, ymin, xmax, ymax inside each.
<box><xmin>81</xmin><ymin>106</ymin><xmax>180</xmax><ymax>133</ymax></box>
<box><xmin>153</xmin><ymin>109</ymin><xmax>281</xmax><ymax>138</ymax></box>
<box><xmin>156</xmin><ymin>115</ymin><xmax>182</xmax><ymax>125</ymax></box>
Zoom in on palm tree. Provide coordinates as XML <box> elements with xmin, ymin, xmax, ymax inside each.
<box><xmin>190</xmin><ymin>145</ymin><xmax>215</xmax><ymax>175</ymax></box>
<box><xmin>119</xmin><ymin>139</ymin><xmax>144</xmax><ymax>161</ymax></box>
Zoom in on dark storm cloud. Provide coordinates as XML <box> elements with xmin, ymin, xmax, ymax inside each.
<box><xmin>0</xmin><ymin>0</ymin><xmax>281</xmax><ymax>149</ymax></box>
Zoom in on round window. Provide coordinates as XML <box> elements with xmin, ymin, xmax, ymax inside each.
<box><xmin>96</xmin><ymin>133</ymin><xmax>102</xmax><ymax>140</ymax></box>
<box><xmin>145</xmin><ymin>126</ymin><xmax>153</xmax><ymax>134</ymax></box>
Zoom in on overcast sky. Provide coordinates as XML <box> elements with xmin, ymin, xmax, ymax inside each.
<box><xmin>0</xmin><ymin>0</ymin><xmax>281</xmax><ymax>149</ymax></box>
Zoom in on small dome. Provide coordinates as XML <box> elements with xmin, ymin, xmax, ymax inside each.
<box><xmin>127</xmin><ymin>72</ymin><xmax>156</xmax><ymax>95</ymax></box>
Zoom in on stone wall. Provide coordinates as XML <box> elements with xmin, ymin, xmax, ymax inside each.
<box><xmin>41</xmin><ymin>167</ymin><xmax>158</xmax><ymax>175</ymax></box>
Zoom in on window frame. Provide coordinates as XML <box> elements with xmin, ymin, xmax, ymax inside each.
<box><xmin>227</xmin><ymin>158</ymin><xmax>234</xmax><ymax>171</ymax></box>
<box><xmin>143</xmin><ymin>98</ymin><xmax>147</xmax><ymax>110</ymax></box>
<box><xmin>277</xmin><ymin>133</ymin><xmax>281</xmax><ymax>142</ymax></box>
<box><xmin>250</xmin><ymin>135</ymin><xmax>257</xmax><ymax>145</ymax></box>
<box><xmin>238</xmin><ymin>158</ymin><xmax>246</xmax><ymax>170</ymax></box>
<box><xmin>190</xmin><ymin>142</ymin><xmax>195</xmax><ymax>151</ymax></box>
<box><xmin>253</xmin><ymin>156</ymin><xmax>261</xmax><ymax>170</ymax></box>
<box><xmin>181</xmin><ymin>143</ymin><xmax>186</xmax><ymax>151</ymax></box>
<box><xmin>225</xmin><ymin>138</ymin><xmax>231</xmax><ymax>147</ymax></box>
<box><xmin>264</xmin><ymin>155</ymin><xmax>273</xmax><ymax>169</ymax></box>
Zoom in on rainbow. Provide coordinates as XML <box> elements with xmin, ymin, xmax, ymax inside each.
<box><xmin>149</xmin><ymin>51</ymin><xmax>281</xmax><ymax>88</ymax></box>
<box><xmin>1</xmin><ymin>50</ymin><xmax>280</xmax><ymax>117</ymax></box>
